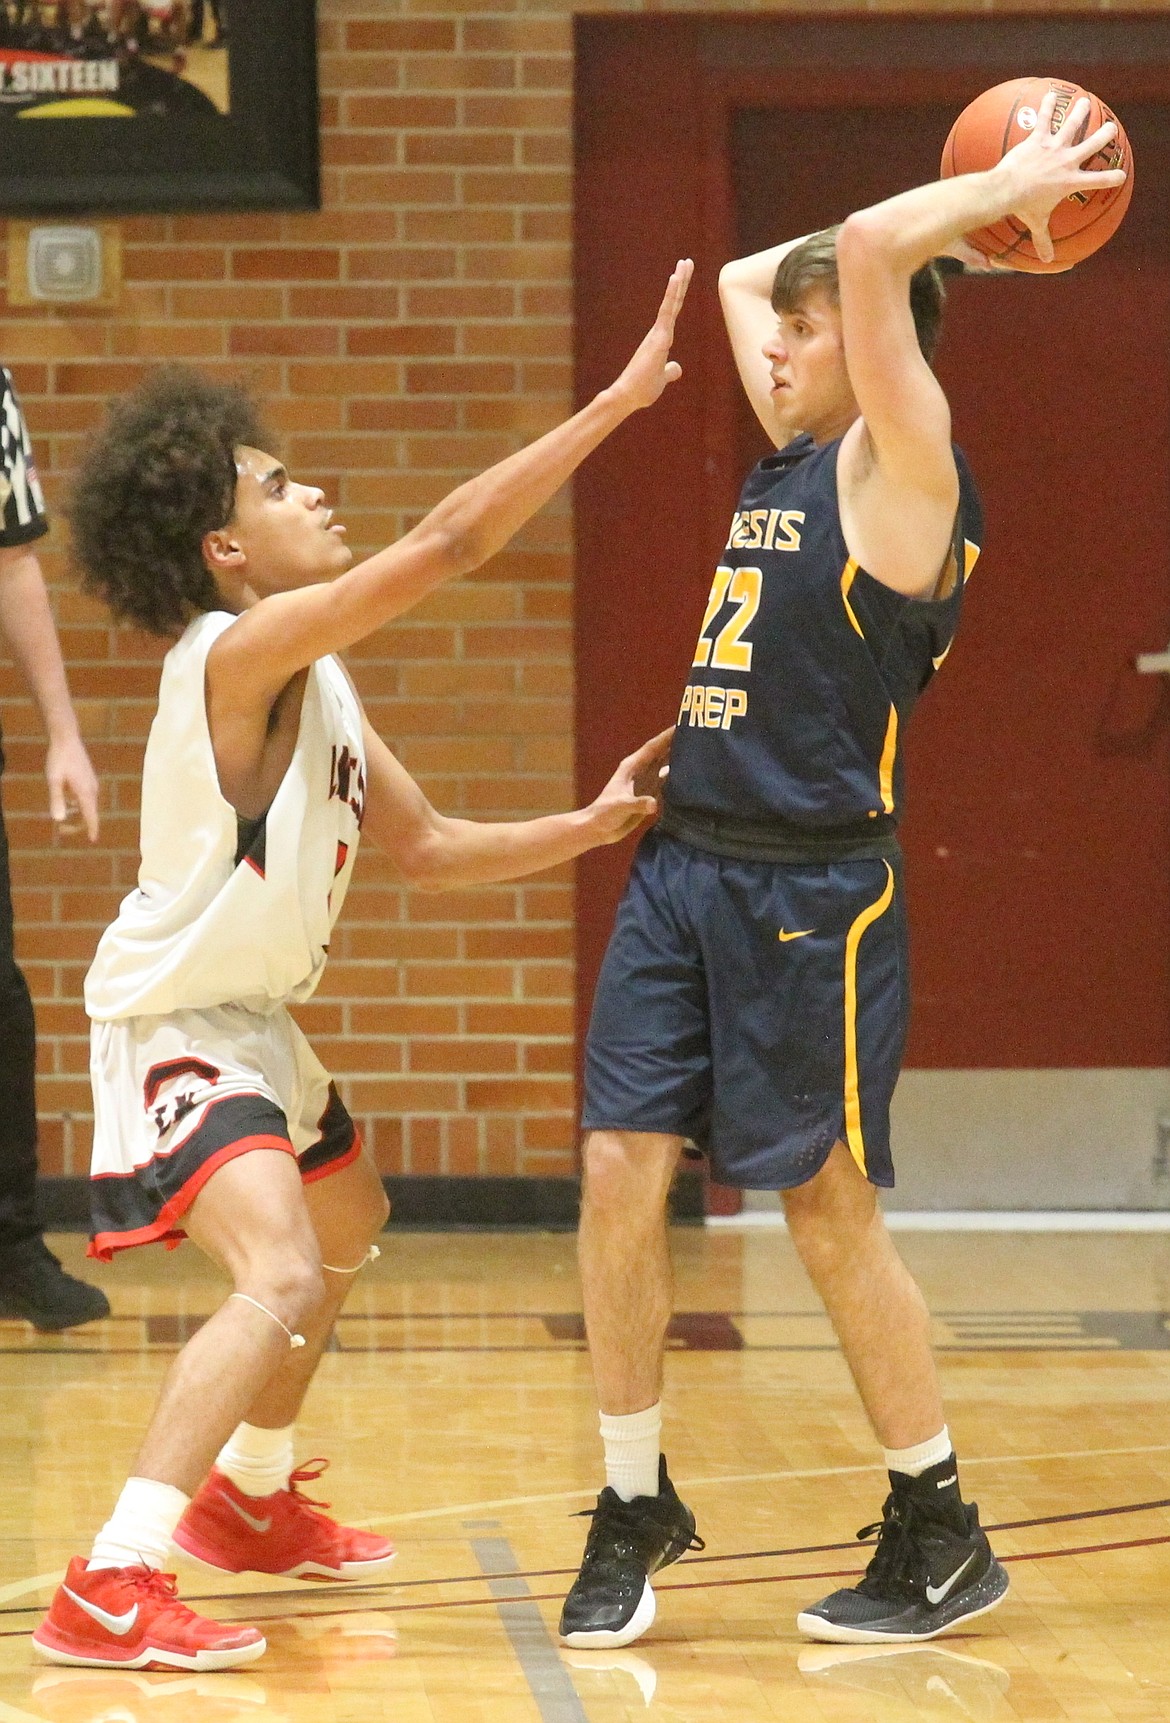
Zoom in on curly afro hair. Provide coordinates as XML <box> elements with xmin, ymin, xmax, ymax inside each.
<box><xmin>68</xmin><ymin>367</ymin><xmax>274</xmax><ymax>638</ymax></box>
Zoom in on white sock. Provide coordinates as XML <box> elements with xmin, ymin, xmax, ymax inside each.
<box><xmin>88</xmin><ymin>1477</ymin><xmax>191</xmax><ymax>1571</ymax></box>
<box><xmin>883</xmin><ymin>1426</ymin><xmax>952</xmax><ymax>1478</ymax></box>
<box><xmin>600</xmin><ymin>1403</ymin><xmax>662</xmax><ymax>1502</ymax></box>
<box><xmin>216</xmin><ymin>1422</ymin><xmax>295</xmax><ymax>1498</ymax></box>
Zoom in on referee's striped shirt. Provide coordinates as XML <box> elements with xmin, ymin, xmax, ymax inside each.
<box><xmin>0</xmin><ymin>368</ymin><xmax>49</xmax><ymax>549</ymax></box>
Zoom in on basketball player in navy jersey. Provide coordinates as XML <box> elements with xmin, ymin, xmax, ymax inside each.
<box><xmin>562</xmin><ymin>94</ymin><xmax>1125</xmax><ymax>1646</ymax></box>
<box><xmin>32</xmin><ymin>265</ymin><xmax>691</xmax><ymax>1671</ymax></box>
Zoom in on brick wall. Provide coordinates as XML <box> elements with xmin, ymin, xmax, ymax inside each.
<box><xmin>0</xmin><ymin>0</ymin><xmax>581</xmax><ymax>1185</ymax></box>
<box><xmin>3</xmin><ymin>0</ymin><xmax>1083</xmax><ymax>1189</ymax></box>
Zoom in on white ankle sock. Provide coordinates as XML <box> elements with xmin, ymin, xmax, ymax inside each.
<box><xmin>216</xmin><ymin>1422</ymin><xmax>295</xmax><ymax>1498</ymax></box>
<box><xmin>600</xmin><ymin>1403</ymin><xmax>662</xmax><ymax>1502</ymax></box>
<box><xmin>88</xmin><ymin>1477</ymin><xmax>191</xmax><ymax>1571</ymax></box>
<box><xmin>883</xmin><ymin>1426</ymin><xmax>952</xmax><ymax>1478</ymax></box>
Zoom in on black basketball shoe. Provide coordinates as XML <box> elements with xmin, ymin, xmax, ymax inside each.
<box><xmin>0</xmin><ymin>1236</ymin><xmax>110</xmax><ymax>1332</ymax></box>
<box><xmin>559</xmin><ymin>1456</ymin><xmax>703</xmax><ymax>1648</ymax></box>
<box><xmin>797</xmin><ymin>1458</ymin><xmax>1009</xmax><ymax>1643</ymax></box>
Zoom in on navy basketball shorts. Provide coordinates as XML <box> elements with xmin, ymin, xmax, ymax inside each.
<box><xmin>582</xmin><ymin>826</ymin><xmax>910</xmax><ymax>1191</ymax></box>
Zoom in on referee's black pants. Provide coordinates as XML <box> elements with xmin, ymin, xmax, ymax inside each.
<box><xmin>0</xmin><ymin>739</ymin><xmax>41</xmax><ymax>1255</ymax></box>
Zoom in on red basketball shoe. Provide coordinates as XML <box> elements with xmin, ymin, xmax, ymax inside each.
<box><xmin>173</xmin><ymin>1459</ymin><xmax>396</xmax><ymax>1581</ymax></box>
<box><xmin>32</xmin><ymin>1559</ymin><xmax>266</xmax><ymax>1670</ymax></box>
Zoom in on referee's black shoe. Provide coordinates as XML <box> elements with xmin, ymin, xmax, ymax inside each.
<box><xmin>559</xmin><ymin>1457</ymin><xmax>703</xmax><ymax>1648</ymax></box>
<box><xmin>0</xmin><ymin>1236</ymin><xmax>110</xmax><ymax>1332</ymax></box>
<box><xmin>797</xmin><ymin>1458</ymin><xmax>1009</xmax><ymax>1643</ymax></box>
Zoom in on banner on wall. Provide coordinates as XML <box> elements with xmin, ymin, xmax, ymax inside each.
<box><xmin>0</xmin><ymin>1</ymin><xmax>228</xmax><ymax>117</ymax></box>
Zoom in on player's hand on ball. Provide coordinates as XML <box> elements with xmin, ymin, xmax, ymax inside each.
<box><xmin>997</xmin><ymin>90</ymin><xmax>1127</xmax><ymax>264</ymax></box>
<box><xmin>940</xmin><ymin>237</ymin><xmax>1011</xmax><ymax>273</ymax></box>
<box><xmin>587</xmin><ymin>726</ymin><xmax>675</xmax><ymax>844</ymax></box>
<box><xmin>610</xmin><ymin>261</ymin><xmax>693</xmax><ymax>411</ymax></box>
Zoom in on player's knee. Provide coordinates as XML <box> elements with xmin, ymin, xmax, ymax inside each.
<box><xmin>783</xmin><ymin>1198</ymin><xmax>849</xmax><ymax>1281</ymax></box>
<box><xmin>356</xmin><ymin>1159</ymin><xmax>391</xmax><ymax>1236</ymax></box>
<box><xmin>244</xmin><ymin>1247</ymin><xmax>327</xmax><ymax>1331</ymax></box>
<box><xmin>371</xmin><ymin>1183</ymin><xmax>391</xmax><ymax>1236</ymax></box>
<box><xmin>348</xmin><ymin>1164</ymin><xmax>390</xmax><ymax>1247</ymax></box>
<box><xmin>783</xmin><ymin>1158</ymin><xmax>880</xmax><ymax>1277</ymax></box>
<box><xmin>581</xmin><ymin>1133</ymin><xmax>671</xmax><ymax>1223</ymax></box>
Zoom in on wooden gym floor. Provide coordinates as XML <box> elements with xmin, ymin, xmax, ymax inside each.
<box><xmin>4</xmin><ymin>1224</ymin><xmax>1170</xmax><ymax>1721</ymax></box>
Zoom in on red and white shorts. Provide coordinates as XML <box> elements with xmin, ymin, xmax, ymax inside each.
<box><xmin>88</xmin><ymin>1002</ymin><xmax>361</xmax><ymax>1261</ymax></box>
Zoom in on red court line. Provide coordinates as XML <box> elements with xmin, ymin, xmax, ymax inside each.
<box><xmin>3</xmin><ymin>1529</ymin><xmax>1170</xmax><ymax>1636</ymax></box>
<box><xmin>213</xmin><ymin>1528</ymin><xmax>1170</xmax><ymax>1625</ymax></box>
<box><xmin>4</xmin><ymin>1497</ymin><xmax>1170</xmax><ymax>1625</ymax></box>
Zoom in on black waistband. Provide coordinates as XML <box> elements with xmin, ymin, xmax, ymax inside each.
<box><xmin>658</xmin><ymin>803</ymin><xmax>900</xmax><ymax>864</ymax></box>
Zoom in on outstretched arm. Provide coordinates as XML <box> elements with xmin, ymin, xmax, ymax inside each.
<box><xmin>211</xmin><ymin>261</ymin><xmax>693</xmax><ymax>706</ymax></box>
<box><xmin>718</xmin><ymin>235</ymin><xmax>811</xmax><ymax>441</ymax></box>
<box><xmin>359</xmin><ymin>719</ymin><xmax>673</xmax><ymax>890</ymax></box>
<box><xmin>836</xmin><ymin>92</ymin><xmax>1125</xmax><ymax>491</ymax></box>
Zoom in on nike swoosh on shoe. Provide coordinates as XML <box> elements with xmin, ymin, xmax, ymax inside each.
<box><xmin>223</xmin><ymin>1496</ymin><xmax>273</xmax><ymax>1534</ymax></box>
<box><xmin>924</xmin><ymin>1551</ymin><xmax>977</xmax><ymax>1606</ymax></box>
<box><xmin>62</xmin><ymin>1588</ymin><xmax>139</xmax><ymax>1636</ymax></box>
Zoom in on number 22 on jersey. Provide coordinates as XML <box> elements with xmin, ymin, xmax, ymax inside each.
<box><xmin>693</xmin><ymin>566</ymin><xmax>762</xmax><ymax>672</ymax></box>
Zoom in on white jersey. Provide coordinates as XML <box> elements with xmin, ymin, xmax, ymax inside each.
<box><xmin>86</xmin><ymin>610</ymin><xmax>365</xmax><ymax>1021</ymax></box>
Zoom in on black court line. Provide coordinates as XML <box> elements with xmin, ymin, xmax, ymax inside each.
<box><xmin>239</xmin><ymin>1528</ymin><xmax>1170</xmax><ymax>1621</ymax></box>
<box><xmin>4</xmin><ymin>1527</ymin><xmax>1154</xmax><ymax>1635</ymax></box>
<box><xmin>4</xmin><ymin>1493</ymin><xmax>1170</xmax><ymax>1622</ymax></box>
<box><xmin>0</xmin><ymin>1344</ymin><xmax>1154</xmax><ymax>1358</ymax></box>
<box><xmin>4</xmin><ymin>1307</ymin><xmax>1168</xmax><ymax>1356</ymax></box>
<box><xmin>0</xmin><ymin>1305</ymin><xmax>1158</xmax><ymax>1321</ymax></box>
<box><xmin>2</xmin><ymin>1530</ymin><xmax>1169</xmax><ymax>1638</ymax></box>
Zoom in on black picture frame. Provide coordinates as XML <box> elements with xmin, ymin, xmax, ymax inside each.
<box><xmin>0</xmin><ymin>0</ymin><xmax>319</xmax><ymax>215</ymax></box>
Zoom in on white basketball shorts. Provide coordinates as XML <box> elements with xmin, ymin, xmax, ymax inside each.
<box><xmin>88</xmin><ymin>1002</ymin><xmax>360</xmax><ymax>1261</ymax></box>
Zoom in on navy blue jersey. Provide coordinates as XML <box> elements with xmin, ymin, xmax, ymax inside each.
<box><xmin>664</xmin><ymin>434</ymin><xmax>982</xmax><ymax>836</ymax></box>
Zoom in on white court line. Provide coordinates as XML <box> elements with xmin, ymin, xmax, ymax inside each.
<box><xmin>358</xmin><ymin>1440</ymin><xmax>1170</xmax><ymax>1531</ymax></box>
<box><xmin>710</xmin><ymin>1211</ymin><xmax>1170</xmax><ymax>1231</ymax></box>
<box><xmin>5</xmin><ymin>1441</ymin><xmax>1170</xmax><ymax>1608</ymax></box>
<box><xmin>0</xmin><ymin>1573</ymin><xmax>61</xmax><ymax>1606</ymax></box>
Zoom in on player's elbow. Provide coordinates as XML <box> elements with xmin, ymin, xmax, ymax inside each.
<box><xmin>717</xmin><ymin>259</ymin><xmax>759</xmax><ymax>321</ymax></box>
<box><xmin>717</xmin><ymin>260</ymin><xmax>741</xmax><ymax>302</ymax></box>
<box><xmin>393</xmin><ymin>822</ymin><xmax>461</xmax><ymax>891</ymax></box>
<box><xmin>836</xmin><ymin>210</ymin><xmax>895</xmax><ymax>271</ymax></box>
<box><xmin>839</xmin><ymin>210</ymin><xmax>925</xmax><ymax>288</ymax></box>
<box><xmin>417</xmin><ymin>521</ymin><xmax>479</xmax><ymax>584</ymax></box>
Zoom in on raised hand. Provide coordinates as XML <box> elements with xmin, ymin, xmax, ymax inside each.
<box><xmin>586</xmin><ymin>726</ymin><xmax>675</xmax><ymax>846</ymax></box>
<box><xmin>998</xmin><ymin>90</ymin><xmax>1128</xmax><ymax>265</ymax></box>
<box><xmin>610</xmin><ymin>260</ymin><xmax>694</xmax><ymax>412</ymax></box>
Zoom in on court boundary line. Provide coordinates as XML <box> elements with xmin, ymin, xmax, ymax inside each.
<box><xmin>712</xmin><ymin>1211</ymin><xmax>1170</xmax><ymax>1231</ymax></box>
<box><xmin>4</xmin><ymin>1474</ymin><xmax>1170</xmax><ymax>1617</ymax></box>
<box><xmin>5</xmin><ymin>1527</ymin><xmax>1165</xmax><ymax>1637</ymax></box>
<box><xmin>468</xmin><ymin>1526</ymin><xmax>588</xmax><ymax>1723</ymax></box>
<box><xmin>362</xmin><ymin>1440</ymin><xmax>1170</xmax><ymax>1528</ymax></box>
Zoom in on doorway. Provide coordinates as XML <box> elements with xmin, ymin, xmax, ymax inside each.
<box><xmin>575</xmin><ymin>16</ymin><xmax>1170</xmax><ymax>1208</ymax></box>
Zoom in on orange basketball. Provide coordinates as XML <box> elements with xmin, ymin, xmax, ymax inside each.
<box><xmin>940</xmin><ymin>76</ymin><xmax>1133</xmax><ymax>274</ymax></box>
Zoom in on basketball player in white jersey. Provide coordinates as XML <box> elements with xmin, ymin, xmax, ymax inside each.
<box><xmin>31</xmin><ymin>261</ymin><xmax>692</xmax><ymax>1671</ymax></box>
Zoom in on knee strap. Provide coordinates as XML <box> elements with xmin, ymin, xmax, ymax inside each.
<box><xmin>321</xmin><ymin>1243</ymin><xmax>382</xmax><ymax>1275</ymax></box>
<box><xmin>230</xmin><ymin>1292</ymin><xmax>306</xmax><ymax>1349</ymax></box>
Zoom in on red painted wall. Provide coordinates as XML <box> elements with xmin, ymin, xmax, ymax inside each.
<box><xmin>575</xmin><ymin>15</ymin><xmax>1170</xmax><ymax>1074</ymax></box>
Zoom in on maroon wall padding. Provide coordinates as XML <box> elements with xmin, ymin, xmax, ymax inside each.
<box><xmin>573</xmin><ymin>17</ymin><xmax>712</xmax><ymax>1059</ymax></box>
<box><xmin>575</xmin><ymin>16</ymin><xmax>1170</xmax><ymax>1093</ymax></box>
